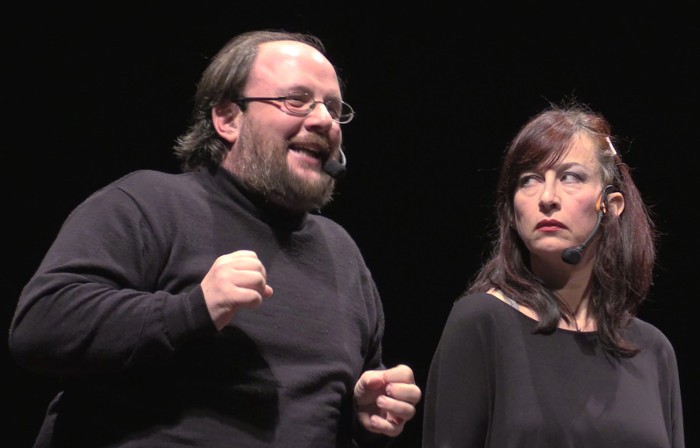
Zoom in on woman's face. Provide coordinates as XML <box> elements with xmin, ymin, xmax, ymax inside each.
<box><xmin>513</xmin><ymin>134</ymin><xmax>607</xmax><ymax>266</ymax></box>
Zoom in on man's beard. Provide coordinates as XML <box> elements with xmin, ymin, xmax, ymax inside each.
<box><xmin>231</xmin><ymin>123</ymin><xmax>337</xmax><ymax>213</ymax></box>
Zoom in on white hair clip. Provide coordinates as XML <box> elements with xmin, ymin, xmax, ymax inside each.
<box><xmin>605</xmin><ymin>136</ymin><xmax>617</xmax><ymax>155</ymax></box>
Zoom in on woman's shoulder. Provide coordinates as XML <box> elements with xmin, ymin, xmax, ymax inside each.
<box><xmin>448</xmin><ymin>291</ymin><xmax>518</xmax><ymax>323</ymax></box>
<box><xmin>628</xmin><ymin>317</ymin><xmax>678</xmax><ymax>354</ymax></box>
<box><xmin>439</xmin><ymin>291</ymin><xmax>527</xmax><ymax>343</ymax></box>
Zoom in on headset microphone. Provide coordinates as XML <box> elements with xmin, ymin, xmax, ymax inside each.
<box><xmin>322</xmin><ymin>148</ymin><xmax>347</xmax><ymax>180</ymax></box>
<box><xmin>561</xmin><ymin>185</ymin><xmax>613</xmax><ymax>265</ymax></box>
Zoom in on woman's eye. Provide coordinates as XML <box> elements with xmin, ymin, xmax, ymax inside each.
<box><xmin>561</xmin><ymin>172</ymin><xmax>584</xmax><ymax>183</ymax></box>
<box><xmin>519</xmin><ymin>175</ymin><xmax>538</xmax><ymax>187</ymax></box>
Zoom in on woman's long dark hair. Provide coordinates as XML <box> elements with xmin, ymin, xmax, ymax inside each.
<box><xmin>467</xmin><ymin>102</ymin><xmax>656</xmax><ymax>357</ymax></box>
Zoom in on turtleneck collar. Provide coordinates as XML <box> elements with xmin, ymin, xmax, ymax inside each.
<box><xmin>203</xmin><ymin>165</ymin><xmax>309</xmax><ymax>231</ymax></box>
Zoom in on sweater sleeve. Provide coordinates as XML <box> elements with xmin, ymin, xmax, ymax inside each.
<box><xmin>422</xmin><ymin>293</ymin><xmax>494</xmax><ymax>448</ymax></box>
<box><xmin>656</xmin><ymin>329</ymin><xmax>685</xmax><ymax>448</ymax></box>
<box><xmin>8</xmin><ymin>182</ymin><xmax>216</xmax><ymax>377</ymax></box>
<box><xmin>668</xmin><ymin>347</ymin><xmax>685</xmax><ymax>448</ymax></box>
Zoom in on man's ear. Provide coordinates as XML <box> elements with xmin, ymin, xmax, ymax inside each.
<box><xmin>606</xmin><ymin>192</ymin><xmax>625</xmax><ymax>217</ymax></box>
<box><xmin>212</xmin><ymin>100</ymin><xmax>241</xmax><ymax>143</ymax></box>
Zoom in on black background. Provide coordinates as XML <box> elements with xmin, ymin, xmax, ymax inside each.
<box><xmin>5</xmin><ymin>4</ymin><xmax>698</xmax><ymax>447</ymax></box>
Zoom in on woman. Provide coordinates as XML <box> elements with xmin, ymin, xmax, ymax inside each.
<box><xmin>422</xmin><ymin>103</ymin><xmax>684</xmax><ymax>447</ymax></box>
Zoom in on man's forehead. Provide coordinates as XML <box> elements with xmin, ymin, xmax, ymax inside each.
<box><xmin>248</xmin><ymin>40</ymin><xmax>339</xmax><ymax>93</ymax></box>
<box><xmin>258</xmin><ymin>40</ymin><xmax>327</xmax><ymax>64</ymax></box>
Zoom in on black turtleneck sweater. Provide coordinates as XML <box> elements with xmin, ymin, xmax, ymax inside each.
<box><xmin>10</xmin><ymin>167</ymin><xmax>388</xmax><ymax>448</ymax></box>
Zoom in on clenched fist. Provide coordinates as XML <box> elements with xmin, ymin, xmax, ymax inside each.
<box><xmin>201</xmin><ymin>250</ymin><xmax>274</xmax><ymax>330</ymax></box>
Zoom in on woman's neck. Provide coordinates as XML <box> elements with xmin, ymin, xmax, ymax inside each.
<box><xmin>530</xmin><ymin>256</ymin><xmax>597</xmax><ymax>331</ymax></box>
<box><xmin>546</xmin><ymin>270</ymin><xmax>595</xmax><ymax>331</ymax></box>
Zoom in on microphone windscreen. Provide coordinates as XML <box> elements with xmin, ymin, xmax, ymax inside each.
<box><xmin>561</xmin><ymin>247</ymin><xmax>582</xmax><ymax>265</ymax></box>
<box><xmin>322</xmin><ymin>159</ymin><xmax>346</xmax><ymax>180</ymax></box>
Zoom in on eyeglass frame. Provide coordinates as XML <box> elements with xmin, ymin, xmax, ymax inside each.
<box><xmin>232</xmin><ymin>91</ymin><xmax>355</xmax><ymax>124</ymax></box>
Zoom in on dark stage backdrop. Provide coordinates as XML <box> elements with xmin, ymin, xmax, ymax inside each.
<box><xmin>5</xmin><ymin>4</ymin><xmax>697</xmax><ymax>447</ymax></box>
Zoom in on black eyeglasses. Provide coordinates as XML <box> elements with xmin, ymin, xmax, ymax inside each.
<box><xmin>233</xmin><ymin>91</ymin><xmax>355</xmax><ymax>124</ymax></box>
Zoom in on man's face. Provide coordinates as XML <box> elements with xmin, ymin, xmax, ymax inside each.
<box><xmin>223</xmin><ymin>40</ymin><xmax>345</xmax><ymax>213</ymax></box>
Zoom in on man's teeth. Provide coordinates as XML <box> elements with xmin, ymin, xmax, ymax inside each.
<box><xmin>292</xmin><ymin>146</ymin><xmax>321</xmax><ymax>159</ymax></box>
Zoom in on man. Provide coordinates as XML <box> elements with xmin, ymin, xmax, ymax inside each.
<box><xmin>9</xmin><ymin>30</ymin><xmax>421</xmax><ymax>447</ymax></box>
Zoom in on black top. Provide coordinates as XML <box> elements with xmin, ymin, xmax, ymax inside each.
<box><xmin>423</xmin><ymin>292</ymin><xmax>684</xmax><ymax>448</ymax></box>
<box><xmin>10</xmin><ymin>167</ymin><xmax>389</xmax><ymax>448</ymax></box>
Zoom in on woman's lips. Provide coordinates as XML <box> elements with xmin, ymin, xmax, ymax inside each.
<box><xmin>536</xmin><ymin>220</ymin><xmax>566</xmax><ymax>232</ymax></box>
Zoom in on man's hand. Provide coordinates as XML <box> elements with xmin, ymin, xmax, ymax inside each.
<box><xmin>354</xmin><ymin>364</ymin><xmax>422</xmax><ymax>437</ymax></box>
<box><xmin>201</xmin><ymin>250</ymin><xmax>274</xmax><ymax>330</ymax></box>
